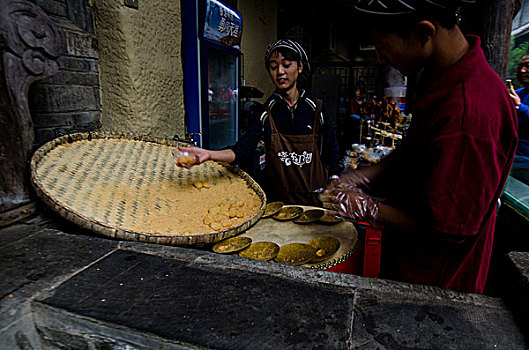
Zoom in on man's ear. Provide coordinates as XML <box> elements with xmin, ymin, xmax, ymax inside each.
<box><xmin>416</xmin><ymin>20</ymin><xmax>436</xmax><ymax>46</ymax></box>
<box><xmin>298</xmin><ymin>61</ymin><xmax>303</xmax><ymax>74</ymax></box>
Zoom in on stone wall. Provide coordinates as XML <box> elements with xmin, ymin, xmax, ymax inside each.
<box><xmin>91</xmin><ymin>0</ymin><xmax>185</xmax><ymax>139</ymax></box>
<box><xmin>25</xmin><ymin>0</ymin><xmax>275</xmax><ymax>144</ymax></box>
<box><xmin>28</xmin><ymin>0</ymin><xmax>101</xmax><ymax>150</ymax></box>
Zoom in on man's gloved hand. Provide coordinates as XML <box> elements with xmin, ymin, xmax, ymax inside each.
<box><xmin>320</xmin><ymin>188</ymin><xmax>379</xmax><ymax>225</ymax></box>
<box><xmin>328</xmin><ymin>175</ymin><xmax>341</xmax><ymax>189</ymax></box>
<box><xmin>324</xmin><ymin>171</ymin><xmax>371</xmax><ymax>192</ymax></box>
<box><xmin>339</xmin><ymin>171</ymin><xmax>371</xmax><ymax>190</ymax></box>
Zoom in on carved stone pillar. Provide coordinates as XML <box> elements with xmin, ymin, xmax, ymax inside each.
<box><xmin>0</xmin><ymin>0</ymin><xmax>66</xmax><ymax>223</ymax></box>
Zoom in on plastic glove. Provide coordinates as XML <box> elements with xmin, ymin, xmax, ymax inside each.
<box><xmin>324</xmin><ymin>171</ymin><xmax>371</xmax><ymax>192</ymax></box>
<box><xmin>328</xmin><ymin>175</ymin><xmax>341</xmax><ymax>189</ymax></box>
<box><xmin>338</xmin><ymin>171</ymin><xmax>371</xmax><ymax>191</ymax></box>
<box><xmin>320</xmin><ymin>188</ymin><xmax>379</xmax><ymax>225</ymax></box>
<box><xmin>315</xmin><ymin>175</ymin><xmax>344</xmax><ymax>200</ymax></box>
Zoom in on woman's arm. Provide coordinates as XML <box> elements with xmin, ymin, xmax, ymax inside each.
<box><xmin>176</xmin><ymin>103</ymin><xmax>267</xmax><ymax>169</ymax></box>
<box><xmin>174</xmin><ymin>147</ymin><xmax>235</xmax><ymax>168</ymax></box>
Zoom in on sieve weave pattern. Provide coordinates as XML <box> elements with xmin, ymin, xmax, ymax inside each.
<box><xmin>30</xmin><ymin>131</ymin><xmax>266</xmax><ymax>246</ymax></box>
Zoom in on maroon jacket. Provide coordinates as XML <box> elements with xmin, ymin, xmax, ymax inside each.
<box><xmin>380</xmin><ymin>36</ymin><xmax>518</xmax><ymax>294</ymax></box>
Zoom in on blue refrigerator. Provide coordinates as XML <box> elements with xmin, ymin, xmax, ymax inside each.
<box><xmin>182</xmin><ymin>0</ymin><xmax>242</xmax><ymax>149</ymax></box>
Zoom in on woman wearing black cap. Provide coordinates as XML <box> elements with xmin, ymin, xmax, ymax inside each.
<box><xmin>323</xmin><ymin>0</ymin><xmax>517</xmax><ymax>294</ymax></box>
<box><xmin>177</xmin><ymin>39</ymin><xmax>341</xmax><ymax>206</ymax></box>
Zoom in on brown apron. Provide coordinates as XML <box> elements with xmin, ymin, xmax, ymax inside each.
<box><xmin>265</xmin><ymin>100</ymin><xmax>328</xmax><ymax>206</ymax></box>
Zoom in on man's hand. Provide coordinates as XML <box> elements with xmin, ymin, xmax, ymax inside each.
<box><xmin>509</xmin><ymin>88</ymin><xmax>521</xmax><ymax>107</ymax></box>
<box><xmin>321</xmin><ymin>188</ymin><xmax>379</xmax><ymax>225</ymax></box>
<box><xmin>325</xmin><ymin>170</ymin><xmax>371</xmax><ymax>192</ymax></box>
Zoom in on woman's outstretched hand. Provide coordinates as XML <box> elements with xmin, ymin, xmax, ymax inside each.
<box><xmin>172</xmin><ymin>146</ymin><xmax>211</xmax><ymax>168</ymax></box>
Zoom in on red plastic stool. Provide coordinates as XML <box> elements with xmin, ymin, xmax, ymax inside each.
<box><xmin>362</xmin><ymin>225</ymin><xmax>382</xmax><ymax>278</ymax></box>
<box><xmin>326</xmin><ymin>223</ymin><xmax>382</xmax><ymax>278</ymax></box>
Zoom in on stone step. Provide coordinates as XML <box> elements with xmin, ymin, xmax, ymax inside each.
<box><xmin>0</xmin><ymin>224</ymin><xmax>119</xmax><ymax>349</ymax></box>
<box><xmin>32</xmin><ymin>245</ymin><xmax>528</xmax><ymax>349</ymax></box>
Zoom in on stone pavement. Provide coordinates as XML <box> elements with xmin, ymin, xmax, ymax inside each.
<box><xmin>1</xmin><ymin>217</ymin><xmax>528</xmax><ymax>349</ymax></box>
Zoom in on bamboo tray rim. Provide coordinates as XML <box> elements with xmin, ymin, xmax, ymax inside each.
<box><xmin>30</xmin><ymin>131</ymin><xmax>267</xmax><ymax>246</ymax></box>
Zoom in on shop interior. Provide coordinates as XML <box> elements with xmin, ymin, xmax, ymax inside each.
<box><xmin>240</xmin><ymin>0</ymin><xmax>409</xmax><ymax>175</ymax></box>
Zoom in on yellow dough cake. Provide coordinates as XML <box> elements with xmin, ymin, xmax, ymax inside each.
<box><xmin>31</xmin><ymin>132</ymin><xmax>266</xmax><ymax>246</ymax></box>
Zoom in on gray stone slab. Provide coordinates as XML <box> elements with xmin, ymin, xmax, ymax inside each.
<box><xmin>0</xmin><ymin>224</ymin><xmax>42</xmax><ymax>247</ymax></box>
<box><xmin>1</xmin><ymin>226</ymin><xmax>525</xmax><ymax>349</ymax></box>
<box><xmin>33</xmin><ymin>243</ymin><xmax>528</xmax><ymax>350</ymax></box>
<box><xmin>510</xmin><ymin>251</ymin><xmax>529</xmax><ymax>280</ymax></box>
<box><xmin>19</xmin><ymin>206</ymin><xmax>68</xmax><ymax>228</ymax></box>
<box><xmin>33</xmin><ymin>302</ymin><xmax>200</xmax><ymax>350</ymax></box>
<box><xmin>0</xmin><ymin>224</ymin><xmax>119</xmax><ymax>349</ymax></box>
<box><xmin>0</xmin><ymin>312</ymin><xmax>43</xmax><ymax>350</ymax></box>
<box><xmin>0</xmin><ymin>225</ymin><xmax>118</xmax><ymax>298</ymax></box>
<box><xmin>38</xmin><ymin>250</ymin><xmax>356</xmax><ymax>349</ymax></box>
<box><xmin>119</xmin><ymin>242</ymin><xmax>529</xmax><ymax>349</ymax></box>
<box><xmin>350</xmin><ymin>289</ymin><xmax>526</xmax><ymax>349</ymax></box>
<box><xmin>505</xmin><ymin>251</ymin><xmax>529</xmax><ymax>339</ymax></box>
<box><xmin>117</xmin><ymin>240</ymin><xmax>525</xmax><ymax>308</ymax></box>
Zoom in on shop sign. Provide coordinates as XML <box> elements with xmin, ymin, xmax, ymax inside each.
<box><xmin>203</xmin><ymin>0</ymin><xmax>242</xmax><ymax>48</ymax></box>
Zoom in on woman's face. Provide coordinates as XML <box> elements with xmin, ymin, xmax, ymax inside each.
<box><xmin>267</xmin><ymin>51</ymin><xmax>302</xmax><ymax>93</ymax></box>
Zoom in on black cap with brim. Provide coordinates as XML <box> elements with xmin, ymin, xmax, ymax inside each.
<box><xmin>354</xmin><ymin>0</ymin><xmax>475</xmax><ymax>16</ymax></box>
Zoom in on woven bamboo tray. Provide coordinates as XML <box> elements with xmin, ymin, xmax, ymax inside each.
<box><xmin>30</xmin><ymin>131</ymin><xmax>266</xmax><ymax>246</ymax></box>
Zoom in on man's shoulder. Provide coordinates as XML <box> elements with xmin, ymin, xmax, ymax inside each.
<box><xmin>423</xmin><ymin>65</ymin><xmax>515</xmax><ymax>134</ymax></box>
<box><xmin>440</xmin><ymin>78</ymin><xmax>516</xmax><ymax>147</ymax></box>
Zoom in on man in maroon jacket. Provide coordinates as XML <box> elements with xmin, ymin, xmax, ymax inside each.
<box><xmin>324</xmin><ymin>0</ymin><xmax>517</xmax><ymax>294</ymax></box>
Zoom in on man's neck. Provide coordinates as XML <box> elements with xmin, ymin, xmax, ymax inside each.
<box><xmin>429</xmin><ymin>26</ymin><xmax>469</xmax><ymax>78</ymax></box>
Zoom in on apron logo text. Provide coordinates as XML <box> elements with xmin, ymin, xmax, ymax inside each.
<box><xmin>277</xmin><ymin>151</ymin><xmax>313</xmax><ymax>167</ymax></box>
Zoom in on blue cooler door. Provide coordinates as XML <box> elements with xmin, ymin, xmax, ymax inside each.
<box><xmin>203</xmin><ymin>45</ymin><xmax>239</xmax><ymax>150</ymax></box>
